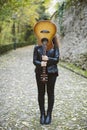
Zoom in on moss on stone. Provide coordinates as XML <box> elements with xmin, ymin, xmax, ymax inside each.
<box><xmin>59</xmin><ymin>61</ymin><xmax>87</xmax><ymax>78</ymax></box>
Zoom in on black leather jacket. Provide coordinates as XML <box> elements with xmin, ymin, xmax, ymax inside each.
<box><xmin>33</xmin><ymin>45</ymin><xmax>59</xmax><ymax>76</ymax></box>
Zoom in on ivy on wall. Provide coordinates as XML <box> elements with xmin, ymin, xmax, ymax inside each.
<box><xmin>55</xmin><ymin>0</ymin><xmax>86</xmax><ymax>36</ymax></box>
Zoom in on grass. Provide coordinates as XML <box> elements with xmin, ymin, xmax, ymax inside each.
<box><xmin>59</xmin><ymin>61</ymin><xmax>87</xmax><ymax>78</ymax></box>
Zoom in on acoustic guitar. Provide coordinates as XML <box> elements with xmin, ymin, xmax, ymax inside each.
<box><xmin>34</xmin><ymin>20</ymin><xmax>57</xmax><ymax>83</ymax></box>
<box><xmin>34</xmin><ymin>20</ymin><xmax>57</xmax><ymax>50</ymax></box>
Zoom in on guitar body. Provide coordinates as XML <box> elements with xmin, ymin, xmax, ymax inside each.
<box><xmin>34</xmin><ymin>20</ymin><xmax>57</xmax><ymax>50</ymax></box>
<box><xmin>34</xmin><ymin>20</ymin><xmax>57</xmax><ymax>83</ymax></box>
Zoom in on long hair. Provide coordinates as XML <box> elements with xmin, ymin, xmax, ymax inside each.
<box><xmin>52</xmin><ymin>35</ymin><xmax>60</xmax><ymax>48</ymax></box>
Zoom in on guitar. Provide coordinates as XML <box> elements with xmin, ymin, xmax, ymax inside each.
<box><xmin>34</xmin><ymin>20</ymin><xmax>57</xmax><ymax>83</ymax></box>
<box><xmin>34</xmin><ymin>20</ymin><xmax>57</xmax><ymax>50</ymax></box>
<box><xmin>40</xmin><ymin>39</ymin><xmax>48</xmax><ymax>83</ymax></box>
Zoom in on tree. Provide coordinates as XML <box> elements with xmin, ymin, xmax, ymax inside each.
<box><xmin>0</xmin><ymin>0</ymin><xmax>52</xmax><ymax>46</ymax></box>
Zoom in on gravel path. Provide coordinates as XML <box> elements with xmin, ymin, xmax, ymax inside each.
<box><xmin>0</xmin><ymin>46</ymin><xmax>87</xmax><ymax>130</ymax></box>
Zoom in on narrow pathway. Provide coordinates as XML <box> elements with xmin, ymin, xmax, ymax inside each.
<box><xmin>0</xmin><ymin>46</ymin><xmax>87</xmax><ymax>130</ymax></box>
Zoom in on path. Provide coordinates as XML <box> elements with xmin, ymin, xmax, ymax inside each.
<box><xmin>0</xmin><ymin>46</ymin><xmax>87</xmax><ymax>130</ymax></box>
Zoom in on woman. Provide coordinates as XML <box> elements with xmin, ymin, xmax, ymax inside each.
<box><xmin>33</xmin><ymin>35</ymin><xmax>60</xmax><ymax>125</ymax></box>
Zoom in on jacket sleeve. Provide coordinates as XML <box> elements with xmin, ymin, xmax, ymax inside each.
<box><xmin>47</xmin><ymin>47</ymin><xmax>60</xmax><ymax>66</ymax></box>
<box><xmin>33</xmin><ymin>46</ymin><xmax>41</xmax><ymax>67</ymax></box>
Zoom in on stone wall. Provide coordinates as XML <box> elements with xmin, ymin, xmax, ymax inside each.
<box><xmin>58</xmin><ymin>1</ymin><xmax>87</xmax><ymax>70</ymax></box>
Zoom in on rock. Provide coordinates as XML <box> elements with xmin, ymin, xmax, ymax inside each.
<box><xmin>56</xmin><ymin>1</ymin><xmax>87</xmax><ymax>70</ymax></box>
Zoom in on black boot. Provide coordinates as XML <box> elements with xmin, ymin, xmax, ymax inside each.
<box><xmin>40</xmin><ymin>113</ymin><xmax>45</xmax><ymax>125</ymax></box>
<box><xmin>45</xmin><ymin>112</ymin><xmax>51</xmax><ymax>125</ymax></box>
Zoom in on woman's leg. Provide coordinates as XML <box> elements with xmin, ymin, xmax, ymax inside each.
<box><xmin>36</xmin><ymin>74</ymin><xmax>45</xmax><ymax>114</ymax></box>
<box><xmin>47</xmin><ymin>74</ymin><xmax>57</xmax><ymax>113</ymax></box>
<box><xmin>36</xmin><ymin>73</ymin><xmax>46</xmax><ymax>124</ymax></box>
<box><xmin>45</xmin><ymin>74</ymin><xmax>57</xmax><ymax>124</ymax></box>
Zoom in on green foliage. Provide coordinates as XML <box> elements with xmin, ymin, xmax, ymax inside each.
<box><xmin>56</xmin><ymin>2</ymin><xmax>65</xmax><ymax>36</ymax></box>
<box><xmin>0</xmin><ymin>21</ymin><xmax>13</xmax><ymax>45</ymax></box>
<box><xmin>56</xmin><ymin>0</ymin><xmax>86</xmax><ymax>36</ymax></box>
<box><xmin>0</xmin><ymin>0</ymin><xmax>51</xmax><ymax>53</ymax></box>
<box><xmin>0</xmin><ymin>44</ymin><xmax>13</xmax><ymax>54</ymax></box>
<box><xmin>35</xmin><ymin>1</ymin><xmax>50</xmax><ymax>21</ymax></box>
<box><xmin>62</xmin><ymin>0</ymin><xmax>86</xmax><ymax>10</ymax></box>
<box><xmin>60</xmin><ymin>61</ymin><xmax>87</xmax><ymax>78</ymax></box>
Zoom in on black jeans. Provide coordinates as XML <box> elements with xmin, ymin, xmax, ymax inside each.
<box><xmin>36</xmin><ymin>73</ymin><xmax>57</xmax><ymax>114</ymax></box>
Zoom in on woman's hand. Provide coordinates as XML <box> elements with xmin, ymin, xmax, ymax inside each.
<box><xmin>42</xmin><ymin>55</ymin><xmax>48</xmax><ymax>61</ymax></box>
<box><xmin>41</xmin><ymin>61</ymin><xmax>47</xmax><ymax>67</ymax></box>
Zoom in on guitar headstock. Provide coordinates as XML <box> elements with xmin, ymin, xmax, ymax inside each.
<box><xmin>34</xmin><ymin>20</ymin><xmax>57</xmax><ymax>50</ymax></box>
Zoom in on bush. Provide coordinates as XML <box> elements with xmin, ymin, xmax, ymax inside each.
<box><xmin>0</xmin><ymin>44</ymin><xmax>13</xmax><ymax>54</ymax></box>
<box><xmin>0</xmin><ymin>35</ymin><xmax>37</xmax><ymax>54</ymax></box>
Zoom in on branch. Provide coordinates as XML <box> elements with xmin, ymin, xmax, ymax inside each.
<box><xmin>50</xmin><ymin>11</ymin><xmax>57</xmax><ymax>20</ymax></box>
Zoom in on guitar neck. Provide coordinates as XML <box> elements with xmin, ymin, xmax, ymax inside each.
<box><xmin>43</xmin><ymin>47</ymin><xmax>46</xmax><ymax>56</ymax></box>
<box><xmin>42</xmin><ymin>41</ymin><xmax>47</xmax><ymax>56</ymax></box>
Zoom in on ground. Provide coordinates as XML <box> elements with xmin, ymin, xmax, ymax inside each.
<box><xmin>0</xmin><ymin>46</ymin><xmax>87</xmax><ymax>130</ymax></box>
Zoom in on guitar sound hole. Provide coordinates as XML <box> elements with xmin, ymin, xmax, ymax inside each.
<box><xmin>40</xmin><ymin>30</ymin><xmax>50</xmax><ymax>33</ymax></box>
